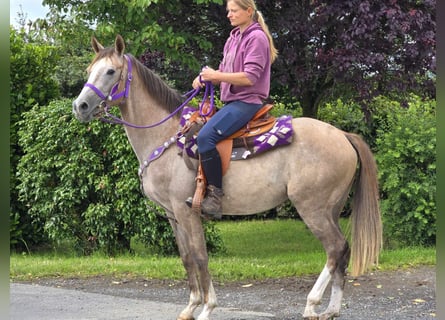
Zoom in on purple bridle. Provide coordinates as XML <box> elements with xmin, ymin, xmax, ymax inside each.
<box><xmin>83</xmin><ymin>54</ymin><xmax>214</xmax><ymax>129</ymax></box>
<box><xmin>84</xmin><ymin>54</ymin><xmax>133</xmax><ymax>103</ymax></box>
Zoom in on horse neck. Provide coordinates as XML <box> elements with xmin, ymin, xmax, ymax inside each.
<box><xmin>118</xmin><ymin>77</ymin><xmax>179</xmax><ymax>164</ymax></box>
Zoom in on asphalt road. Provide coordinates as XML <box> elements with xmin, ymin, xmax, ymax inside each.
<box><xmin>10</xmin><ymin>266</ymin><xmax>436</xmax><ymax>320</ymax></box>
<box><xmin>10</xmin><ymin>283</ymin><xmax>274</xmax><ymax>320</ymax></box>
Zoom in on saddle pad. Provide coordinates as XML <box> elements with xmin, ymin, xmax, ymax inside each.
<box><xmin>177</xmin><ymin>106</ymin><xmax>293</xmax><ymax>160</ymax></box>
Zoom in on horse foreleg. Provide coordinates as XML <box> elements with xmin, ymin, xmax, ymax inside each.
<box><xmin>197</xmin><ymin>280</ymin><xmax>217</xmax><ymax>320</ymax></box>
<box><xmin>169</xmin><ymin>216</ymin><xmax>202</xmax><ymax>320</ymax></box>
<box><xmin>178</xmin><ymin>262</ymin><xmax>217</xmax><ymax>320</ymax></box>
<box><xmin>179</xmin><ymin>277</ymin><xmax>216</xmax><ymax>320</ymax></box>
<box><xmin>173</xmin><ymin>209</ymin><xmax>217</xmax><ymax>320</ymax></box>
<box><xmin>177</xmin><ymin>266</ymin><xmax>202</xmax><ymax>320</ymax></box>
<box><xmin>193</xmin><ymin>231</ymin><xmax>217</xmax><ymax>320</ymax></box>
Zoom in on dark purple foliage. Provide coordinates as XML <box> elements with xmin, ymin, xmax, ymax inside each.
<box><xmin>256</xmin><ymin>0</ymin><xmax>435</xmax><ymax>117</ymax></box>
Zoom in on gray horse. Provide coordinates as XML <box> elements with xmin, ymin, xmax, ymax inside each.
<box><xmin>73</xmin><ymin>35</ymin><xmax>382</xmax><ymax>320</ymax></box>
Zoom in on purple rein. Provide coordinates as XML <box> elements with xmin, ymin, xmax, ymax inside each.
<box><xmin>83</xmin><ymin>55</ymin><xmax>214</xmax><ymax>129</ymax></box>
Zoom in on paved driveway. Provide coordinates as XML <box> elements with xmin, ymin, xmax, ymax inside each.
<box><xmin>10</xmin><ymin>283</ymin><xmax>273</xmax><ymax>320</ymax></box>
<box><xmin>10</xmin><ymin>266</ymin><xmax>436</xmax><ymax>320</ymax></box>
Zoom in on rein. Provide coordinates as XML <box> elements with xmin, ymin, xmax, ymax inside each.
<box><xmin>83</xmin><ymin>55</ymin><xmax>214</xmax><ymax>129</ymax></box>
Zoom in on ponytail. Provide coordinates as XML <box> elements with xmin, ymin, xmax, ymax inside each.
<box><xmin>254</xmin><ymin>10</ymin><xmax>278</xmax><ymax>63</ymax></box>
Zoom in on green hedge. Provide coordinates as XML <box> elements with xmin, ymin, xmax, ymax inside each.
<box><xmin>373</xmin><ymin>95</ymin><xmax>436</xmax><ymax>247</ymax></box>
<box><xmin>10</xmin><ymin>27</ymin><xmax>61</xmax><ymax>250</ymax></box>
<box><xmin>16</xmin><ymin>99</ymin><xmax>223</xmax><ymax>255</ymax></box>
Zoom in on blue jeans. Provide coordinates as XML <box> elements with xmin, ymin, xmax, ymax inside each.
<box><xmin>197</xmin><ymin>101</ymin><xmax>263</xmax><ymax>154</ymax></box>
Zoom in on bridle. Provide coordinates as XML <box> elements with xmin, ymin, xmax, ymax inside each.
<box><xmin>82</xmin><ymin>54</ymin><xmax>215</xmax><ymax>129</ymax></box>
<box><xmin>84</xmin><ymin>54</ymin><xmax>133</xmax><ymax>103</ymax></box>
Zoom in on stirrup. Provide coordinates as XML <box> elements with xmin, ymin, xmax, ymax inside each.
<box><xmin>185</xmin><ymin>197</ymin><xmax>193</xmax><ymax>208</ymax></box>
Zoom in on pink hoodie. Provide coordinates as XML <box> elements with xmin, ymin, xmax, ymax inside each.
<box><xmin>219</xmin><ymin>22</ymin><xmax>271</xmax><ymax>104</ymax></box>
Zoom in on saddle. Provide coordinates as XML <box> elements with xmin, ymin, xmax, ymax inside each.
<box><xmin>179</xmin><ymin>102</ymin><xmax>276</xmax><ymax>213</ymax></box>
<box><xmin>180</xmin><ymin>102</ymin><xmax>276</xmax><ymax>174</ymax></box>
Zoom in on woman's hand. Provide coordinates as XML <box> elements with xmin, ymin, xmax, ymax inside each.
<box><xmin>192</xmin><ymin>66</ymin><xmax>221</xmax><ymax>89</ymax></box>
<box><xmin>192</xmin><ymin>75</ymin><xmax>204</xmax><ymax>89</ymax></box>
<box><xmin>200</xmin><ymin>67</ymin><xmax>218</xmax><ymax>82</ymax></box>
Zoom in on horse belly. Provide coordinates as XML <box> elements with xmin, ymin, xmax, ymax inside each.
<box><xmin>221</xmin><ymin>154</ymin><xmax>289</xmax><ymax>215</ymax></box>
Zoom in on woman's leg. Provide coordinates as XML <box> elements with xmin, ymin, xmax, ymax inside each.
<box><xmin>197</xmin><ymin>100</ymin><xmax>263</xmax><ymax>152</ymax></box>
<box><xmin>194</xmin><ymin>101</ymin><xmax>263</xmax><ymax>217</ymax></box>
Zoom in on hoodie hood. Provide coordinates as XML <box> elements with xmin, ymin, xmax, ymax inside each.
<box><xmin>229</xmin><ymin>21</ymin><xmax>263</xmax><ymax>40</ymax></box>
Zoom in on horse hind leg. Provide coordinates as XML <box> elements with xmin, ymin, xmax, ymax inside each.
<box><xmin>303</xmin><ymin>263</ymin><xmax>333</xmax><ymax>319</ymax></box>
<box><xmin>299</xmin><ymin>209</ymin><xmax>350</xmax><ymax>320</ymax></box>
<box><xmin>319</xmin><ymin>242</ymin><xmax>350</xmax><ymax>320</ymax></box>
<box><xmin>303</xmin><ymin>240</ymin><xmax>350</xmax><ymax>320</ymax></box>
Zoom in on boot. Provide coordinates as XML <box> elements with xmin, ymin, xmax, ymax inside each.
<box><xmin>185</xmin><ymin>149</ymin><xmax>224</xmax><ymax>219</ymax></box>
<box><xmin>201</xmin><ymin>185</ymin><xmax>224</xmax><ymax>219</ymax></box>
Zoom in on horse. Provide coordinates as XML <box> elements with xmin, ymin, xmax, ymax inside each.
<box><xmin>72</xmin><ymin>34</ymin><xmax>382</xmax><ymax>320</ymax></box>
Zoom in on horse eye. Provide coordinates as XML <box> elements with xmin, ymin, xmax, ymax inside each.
<box><xmin>106</xmin><ymin>69</ymin><xmax>115</xmax><ymax>75</ymax></box>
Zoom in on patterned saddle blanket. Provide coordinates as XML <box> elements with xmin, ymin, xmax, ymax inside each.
<box><xmin>177</xmin><ymin>106</ymin><xmax>293</xmax><ymax>161</ymax></box>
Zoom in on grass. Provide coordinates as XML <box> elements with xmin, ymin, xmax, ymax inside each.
<box><xmin>10</xmin><ymin>219</ymin><xmax>436</xmax><ymax>282</ymax></box>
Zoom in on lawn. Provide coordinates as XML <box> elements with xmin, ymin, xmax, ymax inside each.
<box><xmin>10</xmin><ymin>219</ymin><xmax>436</xmax><ymax>282</ymax></box>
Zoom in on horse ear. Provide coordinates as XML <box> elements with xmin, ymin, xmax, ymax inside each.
<box><xmin>91</xmin><ymin>36</ymin><xmax>104</xmax><ymax>54</ymax></box>
<box><xmin>115</xmin><ymin>34</ymin><xmax>126</xmax><ymax>56</ymax></box>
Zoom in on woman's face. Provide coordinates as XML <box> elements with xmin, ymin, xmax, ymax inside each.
<box><xmin>226</xmin><ymin>1</ymin><xmax>253</xmax><ymax>30</ymax></box>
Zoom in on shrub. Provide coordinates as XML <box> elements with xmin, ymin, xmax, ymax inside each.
<box><xmin>10</xmin><ymin>26</ymin><xmax>61</xmax><ymax>250</ymax></box>
<box><xmin>318</xmin><ymin>99</ymin><xmax>370</xmax><ymax>139</ymax></box>
<box><xmin>16</xmin><ymin>99</ymin><xmax>224</xmax><ymax>255</ymax></box>
<box><xmin>374</xmin><ymin>95</ymin><xmax>436</xmax><ymax>247</ymax></box>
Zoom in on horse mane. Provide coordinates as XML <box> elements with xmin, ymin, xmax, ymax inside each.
<box><xmin>90</xmin><ymin>48</ymin><xmax>184</xmax><ymax>117</ymax></box>
<box><xmin>127</xmin><ymin>54</ymin><xmax>184</xmax><ymax>117</ymax></box>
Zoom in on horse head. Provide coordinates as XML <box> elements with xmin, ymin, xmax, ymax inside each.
<box><xmin>72</xmin><ymin>35</ymin><xmax>127</xmax><ymax>122</ymax></box>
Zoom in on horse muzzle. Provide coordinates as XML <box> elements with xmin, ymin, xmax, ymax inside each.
<box><xmin>72</xmin><ymin>99</ymin><xmax>104</xmax><ymax>122</ymax></box>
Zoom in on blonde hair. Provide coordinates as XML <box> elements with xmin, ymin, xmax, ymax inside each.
<box><xmin>228</xmin><ymin>0</ymin><xmax>278</xmax><ymax>63</ymax></box>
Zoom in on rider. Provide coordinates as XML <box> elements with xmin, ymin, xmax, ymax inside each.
<box><xmin>187</xmin><ymin>0</ymin><xmax>278</xmax><ymax>218</ymax></box>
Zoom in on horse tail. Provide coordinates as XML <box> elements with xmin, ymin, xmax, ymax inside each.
<box><xmin>345</xmin><ymin>132</ymin><xmax>382</xmax><ymax>277</ymax></box>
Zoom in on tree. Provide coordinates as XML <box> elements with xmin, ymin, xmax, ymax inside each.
<box><xmin>20</xmin><ymin>8</ymin><xmax>96</xmax><ymax>98</ymax></box>
<box><xmin>258</xmin><ymin>0</ymin><xmax>436</xmax><ymax>118</ymax></box>
<box><xmin>42</xmin><ymin>0</ymin><xmax>225</xmax><ymax>88</ymax></box>
<box><xmin>42</xmin><ymin>0</ymin><xmax>435</xmax><ymax>118</ymax></box>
